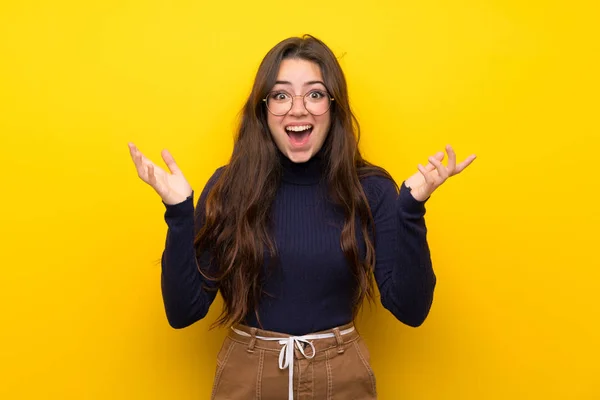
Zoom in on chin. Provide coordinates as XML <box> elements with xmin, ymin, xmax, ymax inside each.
<box><xmin>285</xmin><ymin>149</ymin><xmax>313</xmax><ymax>163</ymax></box>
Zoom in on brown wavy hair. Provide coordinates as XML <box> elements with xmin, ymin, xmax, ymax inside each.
<box><xmin>194</xmin><ymin>34</ymin><xmax>394</xmax><ymax>328</ymax></box>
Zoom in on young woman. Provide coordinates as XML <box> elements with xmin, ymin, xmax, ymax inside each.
<box><xmin>128</xmin><ymin>35</ymin><xmax>475</xmax><ymax>400</ymax></box>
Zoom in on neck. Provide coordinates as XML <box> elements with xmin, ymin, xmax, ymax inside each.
<box><xmin>279</xmin><ymin>149</ymin><xmax>326</xmax><ymax>185</ymax></box>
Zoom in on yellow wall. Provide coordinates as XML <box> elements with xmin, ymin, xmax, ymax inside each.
<box><xmin>1</xmin><ymin>0</ymin><xmax>598</xmax><ymax>398</ymax></box>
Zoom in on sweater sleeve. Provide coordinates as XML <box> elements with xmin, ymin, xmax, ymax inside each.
<box><xmin>368</xmin><ymin>177</ymin><xmax>437</xmax><ymax>327</ymax></box>
<box><xmin>160</xmin><ymin>168</ymin><xmax>223</xmax><ymax>329</ymax></box>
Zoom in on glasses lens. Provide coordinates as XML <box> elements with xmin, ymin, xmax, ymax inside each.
<box><xmin>304</xmin><ymin>90</ymin><xmax>331</xmax><ymax>116</ymax></box>
<box><xmin>266</xmin><ymin>91</ymin><xmax>292</xmax><ymax>115</ymax></box>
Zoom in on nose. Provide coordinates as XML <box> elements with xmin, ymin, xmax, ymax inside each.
<box><xmin>289</xmin><ymin>95</ymin><xmax>309</xmax><ymax>117</ymax></box>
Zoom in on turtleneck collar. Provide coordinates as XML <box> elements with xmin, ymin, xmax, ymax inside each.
<box><xmin>279</xmin><ymin>148</ymin><xmax>327</xmax><ymax>186</ymax></box>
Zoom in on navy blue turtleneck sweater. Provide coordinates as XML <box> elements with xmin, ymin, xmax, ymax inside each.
<box><xmin>161</xmin><ymin>153</ymin><xmax>436</xmax><ymax>335</ymax></box>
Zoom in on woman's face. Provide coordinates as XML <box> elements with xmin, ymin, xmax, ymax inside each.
<box><xmin>266</xmin><ymin>58</ymin><xmax>332</xmax><ymax>163</ymax></box>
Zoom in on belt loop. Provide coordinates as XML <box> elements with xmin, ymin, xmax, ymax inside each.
<box><xmin>247</xmin><ymin>327</ymin><xmax>258</xmax><ymax>353</ymax></box>
<box><xmin>332</xmin><ymin>327</ymin><xmax>344</xmax><ymax>354</ymax></box>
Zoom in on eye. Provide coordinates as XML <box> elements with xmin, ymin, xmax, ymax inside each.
<box><xmin>269</xmin><ymin>91</ymin><xmax>291</xmax><ymax>101</ymax></box>
<box><xmin>307</xmin><ymin>90</ymin><xmax>327</xmax><ymax>100</ymax></box>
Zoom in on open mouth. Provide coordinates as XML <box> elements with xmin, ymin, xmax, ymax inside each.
<box><xmin>285</xmin><ymin>124</ymin><xmax>313</xmax><ymax>146</ymax></box>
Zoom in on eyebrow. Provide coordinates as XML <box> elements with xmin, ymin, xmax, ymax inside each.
<box><xmin>274</xmin><ymin>80</ymin><xmax>327</xmax><ymax>87</ymax></box>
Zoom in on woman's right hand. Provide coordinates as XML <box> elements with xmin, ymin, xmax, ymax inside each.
<box><xmin>128</xmin><ymin>143</ymin><xmax>193</xmax><ymax>205</ymax></box>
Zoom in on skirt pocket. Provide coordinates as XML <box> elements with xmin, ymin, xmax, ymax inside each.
<box><xmin>326</xmin><ymin>339</ymin><xmax>378</xmax><ymax>399</ymax></box>
<box><xmin>211</xmin><ymin>337</ymin><xmax>235</xmax><ymax>400</ymax></box>
<box><xmin>353</xmin><ymin>339</ymin><xmax>378</xmax><ymax>397</ymax></box>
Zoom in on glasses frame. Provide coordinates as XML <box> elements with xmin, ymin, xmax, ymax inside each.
<box><xmin>262</xmin><ymin>89</ymin><xmax>335</xmax><ymax>116</ymax></box>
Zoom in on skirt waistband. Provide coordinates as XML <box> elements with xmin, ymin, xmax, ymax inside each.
<box><xmin>228</xmin><ymin>322</ymin><xmax>358</xmax><ymax>355</ymax></box>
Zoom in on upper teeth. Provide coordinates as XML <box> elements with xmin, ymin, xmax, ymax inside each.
<box><xmin>286</xmin><ymin>125</ymin><xmax>312</xmax><ymax>132</ymax></box>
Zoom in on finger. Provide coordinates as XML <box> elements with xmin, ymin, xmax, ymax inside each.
<box><xmin>128</xmin><ymin>143</ymin><xmax>146</xmax><ymax>168</ymax></box>
<box><xmin>445</xmin><ymin>144</ymin><xmax>457</xmax><ymax>175</ymax></box>
<box><xmin>130</xmin><ymin>145</ymin><xmax>148</xmax><ymax>178</ymax></box>
<box><xmin>161</xmin><ymin>149</ymin><xmax>181</xmax><ymax>175</ymax></box>
<box><xmin>128</xmin><ymin>143</ymin><xmax>142</xmax><ymax>167</ymax></box>
<box><xmin>129</xmin><ymin>145</ymin><xmax>157</xmax><ymax>182</ymax></box>
<box><xmin>428</xmin><ymin>156</ymin><xmax>449</xmax><ymax>180</ymax></box>
<box><xmin>455</xmin><ymin>154</ymin><xmax>477</xmax><ymax>174</ymax></box>
<box><xmin>428</xmin><ymin>151</ymin><xmax>445</xmax><ymax>165</ymax></box>
<box><xmin>147</xmin><ymin>164</ymin><xmax>157</xmax><ymax>187</ymax></box>
<box><xmin>128</xmin><ymin>142</ymin><xmax>136</xmax><ymax>158</ymax></box>
<box><xmin>419</xmin><ymin>151</ymin><xmax>443</xmax><ymax>173</ymax></box>
<box><xmin>422</xmin><ymin>162</ymin><xmax>436</xmax><ymax>172</ymax></box>
<box><xmin>417</xmin><ymin>164</ymin><xmax>434</xmax><ymax>186</ymax></box>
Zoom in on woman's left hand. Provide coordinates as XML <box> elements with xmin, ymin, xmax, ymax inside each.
<box><xmin>404</xmin><ymin>145</ymin><xmax>477</xmax><ymax>202</ymax></box>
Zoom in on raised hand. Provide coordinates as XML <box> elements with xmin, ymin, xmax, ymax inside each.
<box><xmin>404</xmin><ymin>145</ymin><xmax>476</xmax><ymax>202</ymax></box>
<box><xmin>128</xmin><ymin>143</ymin><xmax>193</xmax><ymax>205</ymax></box>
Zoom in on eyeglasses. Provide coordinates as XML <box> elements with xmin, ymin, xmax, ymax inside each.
<box><xmin>263</xmin><ymin>89</ymin><xmax>334</xmax><ymax>116</ymax></box>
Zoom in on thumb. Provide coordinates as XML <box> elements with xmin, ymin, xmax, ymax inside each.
<box><xmin>161</xmin><ymin>149</ymin><xmax>181</xmax><ymax>175</ymax></box>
